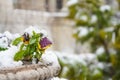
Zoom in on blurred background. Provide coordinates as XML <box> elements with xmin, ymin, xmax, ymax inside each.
<box><xmin>0</xmin><ymin>0</ymin><xmax>120</xmax><ymax>80</ymax></box>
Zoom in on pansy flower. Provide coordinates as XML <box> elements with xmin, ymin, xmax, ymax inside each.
<box><xmin>21</xmin><ymin>32</ymin><xmax>30</xmax><ymax>44</ymax></box>
<box><xmin>39</xmin><ymin>37</ymin><xmax>52</xmax><ymax>50</ymax></box>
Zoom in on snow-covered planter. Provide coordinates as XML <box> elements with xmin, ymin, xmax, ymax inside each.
<box><xmin>0</xmin><ymin>26</ymin><xmax>61</xmax><ymax>80</ymax></box>
<box><xmin>0</xmin><ymin>51</ymin><xmax>61</xmax><ymax>80</ymax></box>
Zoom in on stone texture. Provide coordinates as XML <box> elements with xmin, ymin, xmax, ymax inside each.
<box><xmin>0</xmin><ymin>63</ymin><xmax>61</xmax><ymax>80</ymax></box>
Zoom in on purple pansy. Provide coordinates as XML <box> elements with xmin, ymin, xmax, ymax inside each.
<box><xmin>39</xmin><ymin>37</ymin><xmax>52</xmax><ymax>49</ymax></box>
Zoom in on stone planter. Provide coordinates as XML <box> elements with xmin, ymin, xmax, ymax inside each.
<box><xmin>0</xmin><ymin>62</ymin><xmax>61</xmax><ymax>80</ymax></box>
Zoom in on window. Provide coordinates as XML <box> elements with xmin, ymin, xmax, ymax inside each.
<box><xmin>45</xmin><ymin>0</ymin><xmax>49</xmax><ymax>11</ymax></box>
<box><xmin>56</xmin><ymin>0</ymin><xmax>63</xmax><ymax>11</ymax></box>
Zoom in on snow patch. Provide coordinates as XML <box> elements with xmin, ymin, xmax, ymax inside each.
<box><xmin>78</xmin><ymin>27</ymin><xmax>89</xmax><ymax>37</ymax></box>
<box><xmin>67</xmin><ymin>0</ymin><xmax>78</xmax><ymax>6</ymax></box>
<box><xmin>24</xmin><ymin>26</ymin><xmax>41</xmax><ymax>36</ymax></box>
<box><xmin>80</xmin><ymin>15</ymin><xmax>88</xmax><ymax>22</ymax></box>
<box><xmin>91</xmin><ymin>15</ymin><xmax>97</xmax><ymax>23</ymax></box>
<box><xmin>0</xmin><ymin>36</ymin><xmax>9</xmax><ymax>48</ymax></box>
<box><xmin>51</xmin><ymin>77</ymin><xmax>67</xmax><ymax>80</ymax></box>
<box><xmin>24</xmin><ymin>26</ymin><xmax>48</xmax><ymax>37</ymax></box>
<box><xmin>100</xmin><ymin>5</ymin><xmax>111</xmax><ymax>12</ymax></box>
<box><xmin>0</xmin><ymin>46</ymin><xmax>23</xmax><ymax>68</ymax></box>
<box><xmin>41</xmin><ymin>51</ymin><xmax>59</xmax><ymax>66</ymax></box>
<box><xmin>96</xmin><ymin>47</ymin><xmax>104</xmax><ymax>55</ymax></box>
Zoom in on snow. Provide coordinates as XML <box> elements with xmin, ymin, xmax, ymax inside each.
<box><xmin>51</xmin><ymin>77</ymin><xmax>67</xmax><ymax>80</ymax></box>
<box><xmin>24</xmin><ymin>26</ymin><xmax>48</xmax><ymax>37</ymax></box>
<box><xmin>104</xmin><ymin>27</ymin><xmax>114</xmax><ymax>32</ymax></box>
<box><xmin>41</xmin><ymin>51</ymin><xmax>59</xmax><ymax>66</ymax></box>
<box><xmin>93</xmin><ymin>69</ymin><xmax>101</xmax><ymax>75</ymax></box>
<box><xmin>96</xmin><ymin>62</ymin><xmax>104</xmax><ymax>70</ymax></box>
<box><xmin>0</xmin><ymin>31</ymin><xmax>20</xmax><ymax>48</ymax></box>
<box><xmin>55</xmin><ymin>51</ymin><xmax>97</xmax><ymax>66</ymax></box>
<box><xmin>78</xmin><ymin>27</ymin><xmax>89</xmax><ymax>37</ymax></box>
<box><xmin>80</xmin><ymin>15</ymin><xmax>88</xmax><ymax>21</ymax></box>
<box><xmin>0</xmin><ymin>26</ymin><xmax>50</xmax><ymax>68</ymax></box>
<box><xmin>0</xmin><ymin>36</ymin><xmax>9</xmax><ymax>48</ymax></box>
<box><xmin>3</xmin><ymin>31</ymin><xmax>13</xmax><ymax>40</ymax></box>
<box><xmin>100</xmin><ymin>5</ymin><xmax>111</xmax><ymax>12</ymax></box>
<box><xmin>24</xmin><ymin>26</ymin><xmax>41</xmax><ymax>36</ymax></box>
<box><xmin>96</xmin><ymin>47</ymin><xmax>104</xmax><ymax>55</ymax></box>
<box><xmin>12</xmin><ymin>33</ymin><xmax>20</xmax><ymax>40</ymax></box>
<box><xmin>67</xmin><ymin>0</ymin><xmax>78</xmax><ymax>6</ymax></box>
<box><xmin>39</xmin><ymin>29</ymin><xmax>48</xmax><ymax>37</ymax></box>
<box><xmin>91</xmin><ymin>15</ymin><xmax>97</xmax><ymax>23</ymax></box>
<box><xmin>0</xmin><ymin>46</ymin><xmax>23</xmax><ymax>68</ymax></box>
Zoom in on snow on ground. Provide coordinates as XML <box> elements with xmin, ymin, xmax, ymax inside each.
<box><xmin>0</xmin><ymin>46</ymin><xmax>23</xmax><ymax>68</ymax></box>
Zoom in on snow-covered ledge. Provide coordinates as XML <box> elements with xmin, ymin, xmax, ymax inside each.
<box><xmin>0</xmin><ymin>51</ymin><xmax>61</xmax><ymax>80</ymax></box>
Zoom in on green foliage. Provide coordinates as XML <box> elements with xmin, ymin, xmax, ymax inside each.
<box><xmin>14</xmin><ymin>50</ymin><xmax>26</xmax><ymax>61</ymax></box>
<box><xmin>13</xmin><ymin>31</ymin><xmax>43</xmax><ymax>61</ymax></box>
<box><xmin>65</xmin><ymin>0</ymin><xmax>120</xmax><ymax>79</ymax></box>
<box><xmin>58</xmin><ymin>55</ymin><xmax>103</xmax><ymax>80</ymax></box>
<box><xmin>0</xmin><ymin>47</ymin><xmax>7</xmax><ymax>51</ymax></box>
<box><xmin>12</xmin><ymin>37</ymin><xmax>21</xmax><ymax>46</ymax></box>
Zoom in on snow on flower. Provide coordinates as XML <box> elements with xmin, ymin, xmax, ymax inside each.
<box><xmin>13</xmin><ymin>26</ymin><xmax>52</xmax><ymax>61</ymax></box>
<box><xmin>100</xmin><ymin>5</ymin><xmax>111</xmax><ymax>12</ymax></box>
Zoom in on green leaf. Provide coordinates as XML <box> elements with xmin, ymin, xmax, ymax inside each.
<box><xmin>14</xmin><ymin>50</ymin><xmax>25</xmax><ymax>61</ymax></box>
<box><xmin>12</xmin><ymin>37</ymin><xmax>21</xmax><ymax>46</ymax></box>
<box><xmin>0</xmin><ymin>47</ymin><xmax>7</xmax><ymax>51</ymax></box>
<box><xmin>29</xmin><ymin>38</ymin><xmax>36</xmax><ymax>44</ymax></box>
